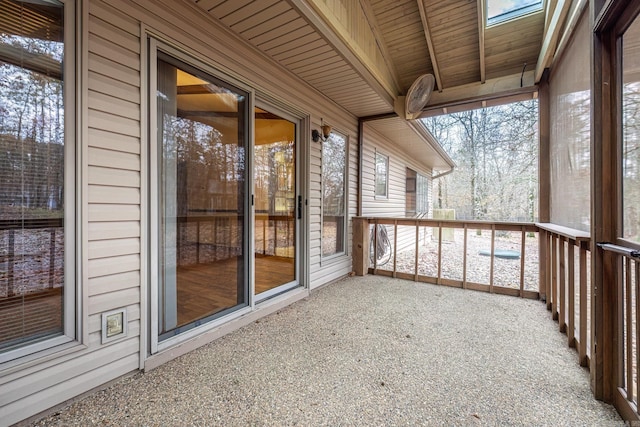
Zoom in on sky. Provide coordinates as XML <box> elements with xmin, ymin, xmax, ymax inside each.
<box><xmin>487</xmin><ymin>0</ymin><xmax>543</xmax><ymax>19</ymax></box>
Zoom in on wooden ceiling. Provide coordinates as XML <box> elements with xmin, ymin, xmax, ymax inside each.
<box><xmin>191</xmin><ymin>0</ymin><xmax>575</xmax><ymax>119</ymax></box>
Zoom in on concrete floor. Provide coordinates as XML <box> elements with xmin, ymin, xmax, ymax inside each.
<box><xmin>31</xmin><ymin>275</ymin><xmax>623</xmax><ymax>426</ymax></box>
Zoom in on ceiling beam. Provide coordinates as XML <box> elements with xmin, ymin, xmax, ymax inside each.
<box><xmin>534</xmin><ymin>0</ymin><xmax>571</xmax><ymax>82</ymax></box>
<box><xmin>421</xmin><ymin>70</ymin><xmax>537</xmax><ymax>112</ymax></box>
<box><xmin>552</xmin><ymin>0</ymin><xmax>588</xmax><ymax>69</ymax></box>
<box><xmin>416</xmin><ymin>0</ymin><xmax>444</xmax><ymax>91</ymax></box>
<box><xmin>545</xmin><ymin>0</ymin><xmax>559</xmax><ymax>34</ymax></box>
<box><xmin>477</xmin><ymin>0</ymin><xmax>486</xmax><ymax>83</ymax></box>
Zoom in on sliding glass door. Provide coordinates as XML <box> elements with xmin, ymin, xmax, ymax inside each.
<box><xmin>254</xmin><ymin>106</ymin><xmax>298</xmax><ymax>299</ymax></box>
<box><xmin>156</xmin><ymin>52</ymin><xmax>249</xmax><ymax>340</ymax></box>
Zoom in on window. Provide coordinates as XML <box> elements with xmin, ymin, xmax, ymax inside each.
<box><xmin>322</xmin><ymin>131</ymin><xmax>347</xmax><ymax>257</ymax></box>
<box><xmin>375</xmin><ymin>152</ymin><xmax>388</xmax><ymax>198</ymax></box>
<box><xmin>406</xmin><ymin>169</ymin><xmax>429</xmax><ymax>217</ymax></box>
<box><xmin>0</xmin><ymin>0</ymin><xmax>74</xmax><ymax>360</ymax></box>
<box><xmin>416</xmin><ymin>174</ymin><xmax>429</xmax><ymax>214</ymax></box>
<box><xmin>487</xmin><ymin>0</ymin><xmax>543</xmax><ymax>26</ymax></box>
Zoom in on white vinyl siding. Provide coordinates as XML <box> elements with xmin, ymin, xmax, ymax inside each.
<box><xmin>0</xmin><ymin>2</ymin><xmax>142</xmax><ymax>424</ymax></box>
<box><xmin>362</xmin><ymin>126</ymin><xmax>433</xmax><ymax>218</ymax></box>
<box><xmin>0</xmin><ymin>0</ymin><xmax>359</xmax><ymax>423</ymax></box>
<box><xmin>362</xmin><ymin>125</ymin><xmax>434</xmax><ymax>253</ymax></box>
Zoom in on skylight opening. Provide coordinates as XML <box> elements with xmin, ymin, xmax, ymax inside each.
<box><xmin>486</xmin><ymin>0</ymin><xmax>544</xmax><ymax>26</ymax></box>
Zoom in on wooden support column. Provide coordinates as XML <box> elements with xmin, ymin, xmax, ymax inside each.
<box><xmin>591</xmin><ymin>0</ymin><xmax>618</xmax><ymax>402</ymax></box>
<box><xmin>539</xmin><ymin>71</ymin><xmax>551</xmax><ymax>304</ymax></box>
<box><xmin>352</xmin><ymin>217</ymin><xmax>370</xmax><ymax>276</ymax></box>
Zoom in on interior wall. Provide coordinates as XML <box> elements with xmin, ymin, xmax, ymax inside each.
<box><xmin>548</xmin><ymin>8</ymin><xmax>591</xmax><ymax>232</ymax></box>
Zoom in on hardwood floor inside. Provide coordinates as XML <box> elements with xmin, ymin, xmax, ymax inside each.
<box><xmin>174</xmin><ymin>254</ymin><xmax>295</xmax><ymax>328</ymax></box>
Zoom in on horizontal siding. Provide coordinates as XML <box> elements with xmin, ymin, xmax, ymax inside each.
<box><xmin>89</xmin><ymin>288</ymin><xmax>140</xmax><ymax>315</ymax></box>
<box><xmin>89</xmin><ymin>166</ymin><xmax>141</xmax><ymax>188</ymax></box>
<box><xmin>1</xmin><ymin>0</ymin><xmax>367</xmax><ymax>423</ymax></box>
<box><xmin>88</xmin><ymin>128</ymin><xmax>140</xmax><ymax>154</ymax></box>
<box><xmin>1</xmin><ymin>353</ymin><xmax>139</xmax><ymax>425</ymax></box>
<box><xmin>88</xmin><ymin>204</ymin><xmax>140</xmax><ymax>222</ymax></box>
<box><xmin>361</xmin><ymin>126</ymin><xmax>433</xmax><ymax>218</ymax></box>
<box><xmin>90</xmin><ymin>271</ymin><xmax>142</xmax><ymax>296</ymax></box>
<box><xmin>0</xmin><ymin>339</ymin><xmax>139</xmax><ymax>408</ymax></box>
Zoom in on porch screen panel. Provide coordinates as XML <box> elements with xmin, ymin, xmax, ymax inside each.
<box><xmin>157</xmin><ymin>53</ymin><xmax>248</xmax><ymax>339</ymax></box>
<box><xmin>549</xmin><ymin>12</ymin><xmax>591</xmax><ymax>231</ymax></box>
<box><xmin>622</xmin><ymin>15</ymin><xmax>640</xmax><ymax>243</ymax></box>
<box><xmin>0</xmin><ymin>1</ymin><xmax>65</xmax><ymax>351</ymax></box>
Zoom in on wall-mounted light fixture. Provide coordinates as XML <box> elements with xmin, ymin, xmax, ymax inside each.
<box><xmin>312</xmin><ymin>118</ymin><xmax>332</xmax><ymax>142</ymax></box>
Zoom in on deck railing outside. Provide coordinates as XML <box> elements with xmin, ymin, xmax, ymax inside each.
<box><xmin>353</xmin><ymin>217</ymin><xmax>593</xmax><ymax>368</ymax></box>
<box><xmin>599</xmin><ymin>243</ymin><xmax>640</xmax><ymax>416</ymax></box>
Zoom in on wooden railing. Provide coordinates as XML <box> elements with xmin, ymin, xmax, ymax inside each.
<box><xmin>353</xmin><ymin>217</ymin><xmax>539</xmax><ymax>298</ymax></box>
<box><xmin>0</xmin><ymin>218</ymin><xmax>64</xmax><ymax>297</ymax></box>
<box><xmin>353</xmin><ymin>217</ymin><xmax>593</xmax><ymax>364</ymax></box>
<box><xmin>175</xmin><ymin>213</ymin><xmax>295</xmax><ymax>265</ymax></box>
<box><xmin>537</xmin><ymin>223</ymin><xmax>591</xmax><ymax>366</ymax></box>
<box><xmin>599</xmin><ymin>242</ymin><xmax>640</xmax><ymax>417</ymax></box>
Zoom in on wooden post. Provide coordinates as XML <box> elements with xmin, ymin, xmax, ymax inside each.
<box><xmin>559</xmin><ymin>236</ymin><xmax>566</xmax><ymax>333</ymax></box>
<box><xmin>591</xmin><ymin>2</ymin><xmax>618</xmax><ymax>400</ymax></box>
<box><xmin>540</xmin><ymin>230</ymin><xmax>550</xmax><ymax>308</ymax></box>
<box><xmin>437</xmin><ymin>223</ymin><xmax>443</xmax><ymax>285</ymax></box>
<box><xmin>392</xmin><ymin>220</ymin><xmax>398</xmax><ymax>277</ymax></box>
<box><xmin>352</xmin><ymin>217</ymin><xmax>370</xmax><ymax>276</ymax></box>
<box><xmin>538</xmin><ymin>71</ymin><xmax>551</xmax><ymax>304</ymax></box>
<box><xmin>489</xmin><ymin>225</ymin><xmax>495</xmax><ymax>293</ymax></box>
<box><xmin>463</xmin><ymin>224</ymin><xmax>468</xmax><ymax>289</ymax></box>
<box><xmin>414</xmin><ymin>220</ymin><xmax>420</xmax><ymax>281</ymax></box>
<box><xmin>519</xmin><ymin>228</ymin><xmax>526</xmax><ymax>297</ymax></box>
<box><xmin>579</xmin><ymin>242</ymin><xmax>588</xmax><ymax>366</ymax></box>
<box><xmin>551</xmin><ymin>235</ymin><xmax>558</xmax><ymax>321</ymax></box>
<box><xmin>568</xmin><ymin>240</ymin><xmax>575</xmax><ymax>347</ymax></box>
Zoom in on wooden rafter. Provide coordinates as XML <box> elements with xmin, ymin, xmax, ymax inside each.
<box><xmin>534</xmin><ymin>0</ymin><xmax>571</xmax><ymax>82</ymax></box>
<box><xmin>416</xmin><ymin>0</ymin><xmax>443</xmax><ymax>91</ymax></box>
<box><xmin>545</xmin><ymin>0</ymin><xmax>559</xmax><ymax>34</ymax></box>
<box><xmin>358</xmin><ymin>0</ymin><xmax>401</xmax><ymax>93</ymax></box>
<box><xmin>552</xmin><ymin>0</ymin><xmax>588</xmax><ymax>68</ymax></box>
<box><xmin>423</xmin><ymin>70</ymin><xmax>537</xmax><ymax>111</ymax></box>
<box><xmin>477</xmin><ymin>0</ymin><xmax>486</xmax><ymax>84</ymax></box>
